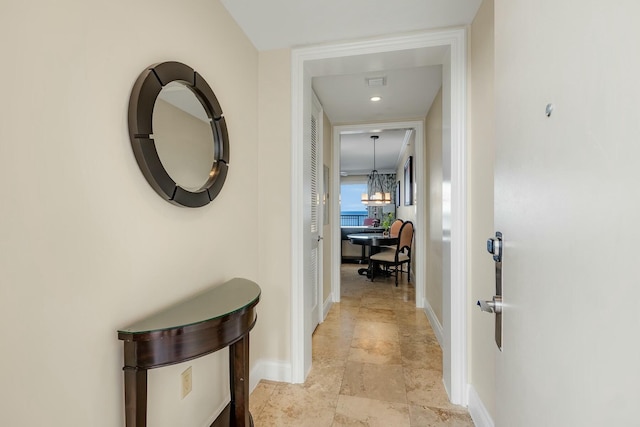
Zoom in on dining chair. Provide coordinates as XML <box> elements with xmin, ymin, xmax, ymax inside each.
<box><xmin>363</xmin><ymin>217</ymin><xmax>379</xmax><ymax>227</ymax></box>
<box><xmin>389</xmin><ymin>219</ymin><xmax>403</xmax><ymax>236</ymax></box>
<box><xmin>370</xmin><ymin>220</ymin><xmax>414</xmax><ymax>286</ymax></box>
<box><xmin>380</xmin><ymin>218</ymin><xmax>403</xmax><ymax>251</ymax></box>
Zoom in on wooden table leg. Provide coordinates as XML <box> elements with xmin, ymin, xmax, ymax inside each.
<box><xmin>229</xmin><ymin>334</ymin><xmax>251</xmax><ymax>427</ymax></box>
<box><xmin>123</xmin><ymin>366</ymin><xmax>147</xmax><ymax>427</ymax></box>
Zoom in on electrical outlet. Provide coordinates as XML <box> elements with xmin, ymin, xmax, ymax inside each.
<box><xmin>181</xmin><ymin>366</ymin><xmax>192</xmax><ymax>399</ymax></box>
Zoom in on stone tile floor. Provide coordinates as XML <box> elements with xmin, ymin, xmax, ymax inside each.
<box><xmin>250</xmin><ymin>263</ymin><xmax>474</xmax><ymax>426</ymax></box>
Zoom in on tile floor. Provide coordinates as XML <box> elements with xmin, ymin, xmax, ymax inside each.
<box><xmin>249</xmin><ymin>263</ymin><xmax>474</xmax><ymax>426</ymax></box>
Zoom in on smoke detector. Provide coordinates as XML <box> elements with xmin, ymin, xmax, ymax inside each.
<box><xmin>365</xmin><ymin>76</ymin><xmax>386</xmax><ymax>87</ymax></box>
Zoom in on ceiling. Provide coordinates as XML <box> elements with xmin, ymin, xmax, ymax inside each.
<box><xmin>340</xmin><ymin>129</ymin><xmax>412</xmax><ymax>176</ymax></box>
<box><xmin>313</xmin><ymin>65</ymin><xmax>443</xmax><ymax>125</ymax></box>
<box><xmin>219</xmin><ymin>0</ymin><xmax>482</xmax><ymax>52</ymax></box>
<box><xmin>219</xmin><ymin>0</ymin><xmax>482</xmax><ymax>176</ymax></box>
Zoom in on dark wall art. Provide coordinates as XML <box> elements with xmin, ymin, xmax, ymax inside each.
<box><xmin>404</xmin><ymin>156</ymin><xmax>413</xmax><ymax>206</ymax></box>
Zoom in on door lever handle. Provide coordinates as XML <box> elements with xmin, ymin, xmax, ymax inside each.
<box><xmin>477</xmin><ymin>295</ymin><xmax>502</xmax><ymax>314</ymax></box>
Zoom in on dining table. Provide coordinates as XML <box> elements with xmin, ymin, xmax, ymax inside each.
<box><xmin>347</xmin><ymin>232</ymin><xmax>399</xmax><ymax>279</ymax></box>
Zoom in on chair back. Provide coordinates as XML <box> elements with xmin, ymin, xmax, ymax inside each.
<box><xmin>397</xmin><ymin>221</ymin><xmax>414</xmax><ymax>256</ymax></box>
<box><xmin>389</xmin><ymin>219</ymin><xmax>403</xmax><ymax>237</ymax></box>
<box><xmin>363</xmin><ymin>218</ymin><xmax>376</xmax><ymax>226</ymax></box>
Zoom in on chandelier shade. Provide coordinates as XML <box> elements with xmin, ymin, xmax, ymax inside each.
<box><xmin>361</xmin><ymin>135</ymin><xmax>391</xmax><ymax>206</ymax></box>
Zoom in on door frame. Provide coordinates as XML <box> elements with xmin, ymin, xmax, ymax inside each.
<box><xmin>311</xmin><ymin>92</ymin><xmax>324</xmax><ymax>330</ymax></box>
<box><xmin>290</xmin><ymin>28</ymin><xmax>468</xmax><ymax>404</ymax></box>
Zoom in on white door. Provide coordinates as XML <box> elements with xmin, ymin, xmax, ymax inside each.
<box><xmin>493</xmin><ymin>1</ymin><xmax>640</xmax><ymax>425</ymax></box>
<box><xmin>309</xmin><ymin>95</ymin><xmax>323</xmax><ymax>334</ymax></box>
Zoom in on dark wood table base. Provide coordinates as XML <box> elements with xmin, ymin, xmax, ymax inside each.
<box><xmin>118</xmin><ymin>279</ymin><xmax>261</xmax><ymax>427</ymax></box>
<box><xmin>348</xmin><ymin>233</ymin><xmax>398</xmax><ymax>281</ymax></box>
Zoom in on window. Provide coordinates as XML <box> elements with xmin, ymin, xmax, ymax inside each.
<box><xmin>340</xmin><ymin>183</ymin><xmax>367</xmax><ymax>226</ymax></box>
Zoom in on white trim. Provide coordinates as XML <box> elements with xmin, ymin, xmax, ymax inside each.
<box><xmin>447</xmin><ymin>27</ymin><xmax>468</xmax><ymax>406</ymax></box>
<box><xmin>422</xmin><ymin>298</ymin><xmax>444</xmax><ymax>348</ymax></box>
<box><xmin>312</xmin><ymin>92</ymin><xmax>324</xmax><ymax>329</ymax></box>
<box><xmin>291</xmin><ymin>28</ymin><xmax>468</xmax><ymax>401</ymax></box>
<box><xmin>413</xmin><ymin>123</ymin><xmax>426</xmax><ymax>310</ymax></box>
<box><xmin>291</xmin><ymin>28</ymin><xmax>469</xmax><ymax>63</ymax></box>
<box><xmin>398</xmin><ymin>129</ymin><xmax>413</xmax><ymax>167</ymax></box>
<box><xmin>250</xmin><ymin>359</ymin><xmax>292</xmax><ymax>392</ymax></box>
<box><xmin>322</xmin><ymin>294</ymin><xmax>333</xmax><ymax>320</ymax></box>
<box><xmin>467</xmin><ymin>385</ymin><xmax>495</xmax><ymax>427</ymax></box>
<box><xmin>331</xmin><ymin>123</ymin><xmax>342</xmax><ymax>303</ymax></box>
<box><xmin>202</xmin><ymin>399</ymin><xmax>230</xmax><ymax>427</ymax></box>
<box><xmin>290</xmin><ymin>46</ymin><xmax>306</xmax><ymax>383</ymax></box>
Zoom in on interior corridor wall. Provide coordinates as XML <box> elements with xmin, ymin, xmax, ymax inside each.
<box><xmin>255</xmin><ymin>48</ymin><xmax>293</xmax><ymax>377</ymax></box>
<box><xmin>468</xmin><ymin>0</ymin><xmax>497</xmax><ymax>420</ymax></box>
<box><xmin>425</xmin><ymin>88</ymin><xmax>444</xmax><ymax>325</ymax></box>
<box><xmin>322</xmin><ymin>112</ymin><xmax>333</xmax><ymax>305</ymax></box>
<box><xmin>0</xmin><ymin>1</ymin><xmax>261</xmax><ymax>426</ymax></box>
<box><xmin>396</xmin><ymin>131</ymin><xmax>417</xmax><ymax>222</ymax></box>
<box><xmin>395</xmin><ymin>130</ymin><xmax>417</xmax><ymax>279</ymax></box>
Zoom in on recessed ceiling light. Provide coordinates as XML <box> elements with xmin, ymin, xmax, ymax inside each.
<box><xmin>370</xmin><ymin>96</ymin><xmax>381</xmax><ymax>102</ymax></box>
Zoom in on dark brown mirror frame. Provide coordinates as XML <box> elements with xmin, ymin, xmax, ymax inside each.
<box><xmin>128</xmin><ymin>61</ymin><xmax>229</xmax><ymax>207</ymax></box>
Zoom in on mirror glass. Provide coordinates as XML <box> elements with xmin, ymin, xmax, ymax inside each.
<box><xmin>152</xmin><ymin>82</ymin><xmax>216</xmax><ymax>191</ymax></box>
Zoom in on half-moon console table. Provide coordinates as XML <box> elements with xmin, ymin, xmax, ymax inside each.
<box><xmin>118</xmin><ymin>278</ymin><xmax>261</xmax><ymax>427</ymax></box>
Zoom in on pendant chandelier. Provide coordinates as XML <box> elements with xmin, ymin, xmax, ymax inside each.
<box><xmin>361</xmin><ymin>135</ymin><xmax>391</xmax><ymax>206</ymax></box>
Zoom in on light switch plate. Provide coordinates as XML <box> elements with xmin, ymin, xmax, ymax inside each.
<box><xmin>181</xmin><ymin>366</ymin><xmax>192</xmax><ymax>398</ymax></box>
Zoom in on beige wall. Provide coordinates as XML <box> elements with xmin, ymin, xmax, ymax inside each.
<box><xmin>468</xmin><ymin>0</ymin><xmax>496</xmax><ymax>419</ymax></box>
<box><xmin>322</xmin><ymin>112</ymin><xmax>333</xmax><ymax>304</ymax></box>
<box><xmin>0</xmin><ymin>1</ymin><xmax>499</xmax><ymax>424</ymax></box>
<box><xmin>395</xmin><ymin>130</ymin><xmax>417</xmax><ymax>280</ymax></box>
<box><xmin>255</xmin><ymin>48</ymin><xmax>292</xmax><ymax>369</ymax></box>
<box><xmin>395</xmin><ymin>131</ymin><xmax>417</xmax><ymax>225</ymax></box>
<box><xmin>425</xmin><ymin>88</ymin><xmax>444</xmax><ymax>324</ymax></box>
<box><xmin>0</xmin><ymin>1</ymin><xmax>264</xmax><ymax>426</ymax></box>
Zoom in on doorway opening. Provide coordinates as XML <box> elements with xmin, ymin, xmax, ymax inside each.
<box><xmin>291</xmin><ymin>28</ymin><xmax>468</xmax><ymax>405</ymax></box>
<box><xmin>332</xmin><ymin>122</ymin><xmax>425</xmax><ymax>312</ymax></box>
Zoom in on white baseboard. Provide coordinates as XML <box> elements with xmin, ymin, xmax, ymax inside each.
<box><xmin>323</xmin><ymin>293</ymin><xmax>333</xmax><ymax>320</ymax></box>
<box><xmin>203</xmin><ymin>360</ymin><xmax>291</xmax><ymax>426</ymax></box>
<box><xmin>202</xmin><ymin>398</ymin><xmax>229</xmax><ymax>427</ymax></box>
<box><xmin>467</xmin><ymin>385</ymin><xmax>495</xmax><ymax>427</ymax></box>
<box><xmin>422</xmin><ymin>297</ymin><xmax>444</xmax><ymax>348</ymax></box>
<box><xmin>249</xmin><ymin>359</ymin><xmax>291</xmax><ymax>393</ymax></box>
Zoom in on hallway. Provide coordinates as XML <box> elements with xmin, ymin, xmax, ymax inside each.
<box><xmin>249</xmin><ymin>264</ymin><xmax>473</xmax><ymax>426</ymax></box>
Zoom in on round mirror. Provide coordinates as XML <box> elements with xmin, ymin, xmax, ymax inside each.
<box><xmin>128</xmin><ymin>62</ymin><xmax>229</xmax><ymax>207</ymax></box>
<box><xmin>153</xmin><ymin>82</ymin><xmax>216</xmax><ymax>191</ymax></box>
